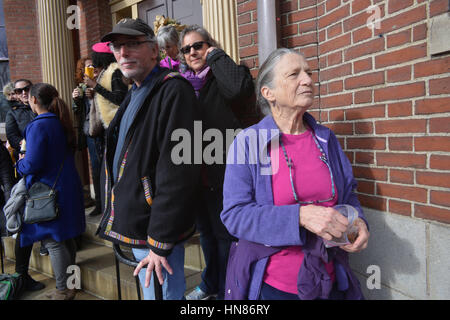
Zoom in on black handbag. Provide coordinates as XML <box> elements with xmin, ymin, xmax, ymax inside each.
<box><xmin>23</xmin><ymin>160</ymin><xmax>64</xmax><ymax>224</ymax></box>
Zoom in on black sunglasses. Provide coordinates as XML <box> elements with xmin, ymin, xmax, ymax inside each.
<box><xmin>180</xmin><ymin>41</ymin><xmax>209</xmax><ymax>54</ymax></box>
<box><xmin>14</xmin><ymin>85</ymin><xmax>31</xmax><ymax>94</ymax></box>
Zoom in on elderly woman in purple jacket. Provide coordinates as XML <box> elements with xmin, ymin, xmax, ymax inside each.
<box><xmin>220</xmin><ymin>48</ymin><xmax>370</xmax><ymax>300</ymax></box>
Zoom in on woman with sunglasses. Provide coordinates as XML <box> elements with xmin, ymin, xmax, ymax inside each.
<box><xmin>221</xmin><ymin>48</ymin><xmax>370</xmax><ymax>300</ymax></box>
<box><xmin>5</xmin><ymin>79</ymin><xmax>36</xmax><ymax>160</ymax></box>
<box><xmin>179</xmin><ymin>25</ymin><xmax>254</xmax><ymax>301</ymax></box>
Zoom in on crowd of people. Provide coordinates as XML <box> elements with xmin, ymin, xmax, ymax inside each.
<box><xmin>0</xmin><ymin>18</ymin><xmax>369</xmax><ymax>301</ymax></box>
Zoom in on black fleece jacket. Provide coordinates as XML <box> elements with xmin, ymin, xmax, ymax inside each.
<box><xmin>97</xmin><ymin>68</ymin><xmax>201</xmax><ymax>256</ymax></box>
<box><xmin>198</xmin><ymin>49</ymin><xmax>255</xmax><ymax>188</ymax></box>
<box><xmin>5</xmin><ymin>103</ymin><xmax>36</xmax><ymax>153</ymax></box>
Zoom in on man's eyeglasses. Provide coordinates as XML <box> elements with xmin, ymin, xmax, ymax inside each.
<box><xmin>14</xmin><ymin>85</ymin><xmax>31</xmax><ymax>94</ymax></box>
<box><xmin>180</xmin><ymin>41</ymin><xmax>209</xmax><ymax>55</ymax></box>
<box><xmin>108</xmin><ymin>40</ymin><xmax>152</xmax><ymax>53</ymax></box>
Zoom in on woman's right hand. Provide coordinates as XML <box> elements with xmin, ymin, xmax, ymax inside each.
<box><xmin>72</xmin><ymin>87</ymin><xmax>81</xmax><ymax>100</ymax></box>
<box><xmin>85</xmin><ymin>88</ymin><xmax>94</xmax><ymax>99</ymax></box>
<box><xmin>299</xmin><ymin>205</ymin><xmax>349</xmax><ymax>241</ymax></box>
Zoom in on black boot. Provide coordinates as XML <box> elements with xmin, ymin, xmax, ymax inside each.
<box><xmin>23</xmin><ymin>273</ymin><xmax>45</xmax><ymax>291</ymax></box>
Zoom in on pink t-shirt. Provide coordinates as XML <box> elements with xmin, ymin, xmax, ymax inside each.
<box><xmin>263</xmin><ymin>130</ymin><xmax>337</xmax><ymax>294</ymax></box>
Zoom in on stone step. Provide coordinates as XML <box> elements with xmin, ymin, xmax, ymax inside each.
<box><xmin>2</xmin><ymin>208</ymin><xmax>205</xmax><ymax>300</ymax></box>
<box><xmin>3</xmin><ymin>236</ymin><xmax>202</xmax><ymax>300</ymax></box>
<box><xmin>1</xmin><ymin>256</ymin><xmax>101</xmax><ymax>300</ymax></box>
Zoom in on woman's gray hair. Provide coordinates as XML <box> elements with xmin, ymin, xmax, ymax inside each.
<box><xmin>256</xmin><ymin>48</ymin><xmax>305</xmax><ymax>116</ymax></box>
<box><xmin>178</xmin><ymin>24</ymin><xmax>221</xmax><ymax>67</ymax></box>
<box><xmin>157</xmin><ymin>25</ymin><xmax>179</xmax><ymax>48</ymax></box>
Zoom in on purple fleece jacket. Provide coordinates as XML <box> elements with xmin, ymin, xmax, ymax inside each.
<box><xmin>220</xmin><ymin>113</ymin><xmax>367</xmax><ymax>300</ymax></box>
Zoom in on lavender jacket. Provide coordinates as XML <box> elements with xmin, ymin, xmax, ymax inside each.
<box><xmin>220</xmin><ymin>113</ymin><xmax>367</xmax><ymax>300</ymax></box>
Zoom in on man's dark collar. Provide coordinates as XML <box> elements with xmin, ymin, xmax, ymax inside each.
<box><xmin>132</xmin><ymin>64</ymin><xmax>161</xmax><ymax>90</ymax></box>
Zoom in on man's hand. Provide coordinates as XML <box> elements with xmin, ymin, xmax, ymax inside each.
<box><xmin>134</xmin><ymin>250</ymin><xmax>173</xmax><ymax>287</ymax></box>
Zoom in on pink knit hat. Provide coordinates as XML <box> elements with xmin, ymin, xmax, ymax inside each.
<box><xmin>92</xmin><ymin>42</ymin><xmax>112</xmax><ymax>54</ymax></box>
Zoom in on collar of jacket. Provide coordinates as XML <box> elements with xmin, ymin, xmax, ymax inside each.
<box><xmin>12</xmin><ymin>103</ymin><xmax>32</xmax><ymax>110</ymax></box>
<box><xmin>110</xmin><ymin>67</ymin><xmax>174</xmax><ymax>128</ymax></box>
<box><xmin>253</xmin><ymin>112</ymin><xmax>331</xmax><ymax>159</ymax></box>
<box><xmin>105</xmin><ymin>67</ymin><xmax>187</xmax><ymax>179</ymax></box>
<box><xmin>33</xmin><ymin>112</ymin><xmax>56</xmax><ymax>120</ymax></box>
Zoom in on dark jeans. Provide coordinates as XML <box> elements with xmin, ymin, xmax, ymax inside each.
<box><xmin>86</xmin><ymin>136</ymin><xmax>103</xmax><ymax>209</ymax></box>
<box><xmin>15</xmin><ymin>236</ymin><xmax>33</xmax><ymax>275</ymax></box>
<box><xmin>0</xmin><ymin>209</ymin><xmax>6</xmax><ymax>237</ymax></box>
<box><xmin>259</xmin><ymin>282</ymin><xmax>300</xmax><ymax>300</ymax></box>
<box><xmin>259</xmin><ymin>282</ymin><xmax>345</xmax><ymax>300</ymax></box>
<box><xmin>196</xmin><ymin>187</ymin><xmax>235</xmax><ymax>300</ymax></box>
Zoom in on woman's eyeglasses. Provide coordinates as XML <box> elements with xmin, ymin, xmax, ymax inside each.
<box><xmin>180</xmin><ymin>41</ymin><xmax>209</xmax><ymax>54</ymax></box>
<box><xmin>279</xmin><ymin>133</ymin><xmax>336</xmax><ymax>205</ymax></box>
<box><xmin>14</xmin><ymin>85</ymin><xmax>31</xmax><ymax>94</ymax></box>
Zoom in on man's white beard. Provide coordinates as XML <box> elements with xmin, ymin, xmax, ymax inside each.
<box><xmin>119</xmin><ymin>59</ymin><xmax>139</xmax><ymax>80</ymax></box>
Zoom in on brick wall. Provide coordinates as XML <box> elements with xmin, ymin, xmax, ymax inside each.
<box><xmin>77</xmin><ymin>0</ymin><xmax>113</xmax><ymax>59</ymax></box>
<box><xmin>237</xmin><ymin>0</ymin><xmax>450</xmax><ymax>225</ymax></box>
<box><xmin>3</xmin><ymin>0</ymin><xmax>113</xmax><ymax>84</ymax></box>
<box><xmin>4</xmin><ymin>0</ymin><xmax>42</xmax><ymax>83</ymax></box>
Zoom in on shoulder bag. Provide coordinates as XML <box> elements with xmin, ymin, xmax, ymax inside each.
<box><xmin>23</xmin><ymin>159</ymin><xmax>64</xmax><ymax>224</ymax></box>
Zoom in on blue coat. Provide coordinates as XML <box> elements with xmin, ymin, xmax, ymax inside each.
<box><xmin>16</xmin><ymin>112</ymin><xmax>85</xmax><ymax>247</ymax></box>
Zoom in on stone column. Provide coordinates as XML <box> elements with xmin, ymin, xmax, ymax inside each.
<box><xmin>37</xmin><ymin>0</ymin><xmax>75</xmax><ymax>107</ymax></box>
<box><xmin>36</xmin><ymin>0</ymin><xmax>88</xmax><ymax>186</ymax></box>
<box><xmin>202</xmin><ymin>0</ymin><xmax>239</xmax><ymax>63</ymax></box>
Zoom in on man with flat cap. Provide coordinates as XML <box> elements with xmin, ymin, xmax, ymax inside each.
<box><xmin>96</xmin><ymin>18</ymin><xmax>200</xmax><ymax>300</ymax></box>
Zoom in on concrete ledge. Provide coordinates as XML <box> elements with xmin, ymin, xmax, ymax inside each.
<box><xmin>349</xmin><ymin>207</ymin><xmax>450</xmax><ymax>300</ymax></box>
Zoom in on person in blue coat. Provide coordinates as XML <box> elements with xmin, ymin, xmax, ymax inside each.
<box><xmin>16</xmin><ymin>83</ymin><xmax>86</xmax><ymax>300</ymax></box>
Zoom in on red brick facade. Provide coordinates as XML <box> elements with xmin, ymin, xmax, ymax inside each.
<box><xmin>237</xmin><ymin>0</ymin><xmax>450</xmax><ymax>224</ymax></box>
<box><xmin>4</xmin><ymin>0</ymin><xmax>449</xmax><ymax>224</ymax></box>
<box><xmin>4</xmin><ymin>0</ymin><xmax>42</xmax><ymax>84</ymax></box>
<box><xmin>77</xmin><ymin>0</ymin><xmax>113</xmax><ymax>59</ymax></box>
<box><xmin>4</xmin><ymin>0</ymin><xmax>112</xmax><ymax>83</ymax></box>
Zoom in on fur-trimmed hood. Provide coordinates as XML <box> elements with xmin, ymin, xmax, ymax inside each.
<box><xmin>94</xmin><ymin>62</ymin><xmax>120</xmax><ymax>128</ymax></box>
